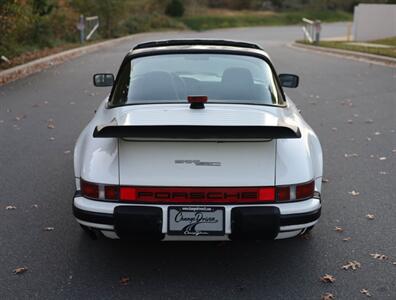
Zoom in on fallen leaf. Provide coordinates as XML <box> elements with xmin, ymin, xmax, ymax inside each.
<box><xmin>64</xmin><ymin>150</ymin><xmax>71</xmax><ymax>154</ymax></box>
<box><xmin>321</xmin><ymin>293</ymin><xmax>335</xmax><ymax>300</ymax></box>
<box><xmin>15</xmin><ymin>115</ymin><xmax>26</xmax><ymax>121</ymax></box>
<box><xmin>349</xmin><ymin>190</ymin><xmax>360</xmax><ymax>196</ymax></box>
<box><xmin>5</xmin><ymin>205</ymin><xmax>16</xmax><ymax>210</ymax></box>
<box><xmin>360</xmin><ymin>289</ymin><xmax>371</xmax><ymax>297</ymax></box>
<box><xmin>374</xmin><ymin>132</ymin><xmax>381</xmax><ymax>136</ymax></box>
<box><xmin>119</xmin><ymin>276</ymin><xmax>130</xmax><ymax>285</ymax></box>
<box><xmin>342</xmin><ymin>260</ymin><xmax>361</xmax><ymax>271</ymax></box>
<box><xmin>347</xmin><ymin>119</ymin><xmax>353</xmax><ymax>124</ymax></box>
<box><xmin>320</xmin><ymin>274</ymin><xmax>336</xmax><ymax>283</ymax></box>
<box><xmin>379</xmin><ymin>171</ymin><xmax>388</xmax><ymax>175</ymax></box>
<box><xmin>379</xmin><ymin>157</ymin><xmax>387</xmax><ymax>161</ymax></box>
<box><xmin>366</xmin><ymin>214</ymin><xmax>375</xmax><ymax>220</ymax></box>
<box><xmin>49</xmin><ymin>137</ymin><xmax>55</xmax><ymax>141</ymax></box>
<box><xmin>331</xmin><ymin>127</ymin><xmax>338</xmax><ymax>131</ymax></box>
<box><xmin>344</xmin><ymin>153</ymin><xmax>358</xmax><ymax>158</ymax></box>
<box><xmin>369</xmin><ymin>154</ymin><xmax>375</xmax><ymax>158</ymax></box>
<box><xmin>322</xmin><ymin>178</ymin><xmax>329</xmax><ymax>183</ymax></box>
<box><xmin>335</xmin><ymin>226</ymin><xmax>344</xmax><ymax>232</ymax></box>
<box><xmin>32</xmin><ymin>204</ymin><xmax>39</xmax><ymax>208</ymax></box>
<box><xmin>44</xmin><ymin>101</ymin><xmax>49</xmax><ymax>104</ymax></box>
<box><xmin>366</xmin><ymin>137</ymin><xmax>372</xmax><ymax>141</ymax></box>
<box><xmin>44</xmin><ymin>227</ymin><xmax>54</xmax><ymax>231</ymax></box>
<box><xmin>14</xmin><ymin>267</ymin><xmax>28</xmax><ymax>274</ymax></box>
<box><xmin>370</xmin><ymin>253</ymin><xmax>388</xmax><ymax>260</ymax></box>
<box><xmin>47</xmin><ymin>123</ymin><xmax>55</xmax><ymax>129</ymax></box>
<box><xmin>342</xmin><ymin>237</ymin><xmax>352</xmax><ymax>242</ymax></box>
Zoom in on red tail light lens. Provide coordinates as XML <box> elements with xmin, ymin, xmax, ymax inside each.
<box><xmin>105</xmin><ymin>186</ymin><xmax>119</xmax><ymax>200</ymax></box>
<box><xmin>276</xmin><ymin>186</ymin><xmax>290</xmax><ymax>201</ymax></box>
<box><xmin>258</xmin><ymin>187</ymin><xmax>275</xmax><ymax>202</ymax></box>
<box><xmin>81</xmin><ymin>180</ymin><xmax>99</xmax><ymax>199</ymax></box>
<box><xmin>296</xmin><ymin>181</ymin><xmax>315</xmax><ymax>200</ymax></box>
<box><xmin>120</xmin><ymin>187</ymin><xmax>137</xmax><ymax>201</ymax></box>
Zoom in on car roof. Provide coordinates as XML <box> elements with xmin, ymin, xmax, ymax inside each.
<box><xmin>128</xmin><ymin>39</ymin><xmax>270</xmax><ymax>59</ymax></box>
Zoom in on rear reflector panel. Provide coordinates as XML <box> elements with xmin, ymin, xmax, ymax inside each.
<box><xmin>120</xmin><ymin>187</ymin><xmax>274</xmax><ymax>204</ymax></box>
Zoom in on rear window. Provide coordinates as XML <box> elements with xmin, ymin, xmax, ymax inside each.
<box><xmin>110</xmin><ymin>53</ymin><xmax>283</xmax><ymax>107</ymax></box>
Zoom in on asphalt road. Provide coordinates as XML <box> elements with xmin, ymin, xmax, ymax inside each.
<box><xmin>1</xmin><ymin>23</ymin><xmax>395</xmax><ymax>299</ymax></box>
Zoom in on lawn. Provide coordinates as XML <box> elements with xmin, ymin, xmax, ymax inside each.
<box><xmin>296</xmin><ymin>39</ymin><xmax>396</xmax><ymax>59</ymax></box>
<box><xmin>181</xmin><ymin>10</ymin><xmax>352</xmax><ymax>31</ymax></box>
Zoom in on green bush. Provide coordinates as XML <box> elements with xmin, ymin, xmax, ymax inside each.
<box><xmin>165</xmin><ymin>0</ymin><xmax>185</xmax><ymax>17</ymax></box>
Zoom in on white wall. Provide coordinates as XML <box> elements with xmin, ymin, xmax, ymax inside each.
<box><xmin>353</xmin><ymin>4</ymin><xmax>396</xmax><ymax>41</ymax></box>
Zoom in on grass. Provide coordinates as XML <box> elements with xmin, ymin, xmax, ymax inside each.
<box><xmin>181</xmin><ymin>10</ymin><xmax>352</xmax><ymax>31</ymax></box>
<box><xmin>370</xmin><ymin>36</ymin><xmax>396</xmax><ymax>47</ymax></box>
<box><xmin>296</xmin><ymin>40</ymin><xmax>396</xmax><ymax>59</ymax></box>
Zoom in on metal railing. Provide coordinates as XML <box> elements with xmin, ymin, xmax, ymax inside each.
<box><xmin>77</xmin><ymin>15</ymin><xmax>100</xmax><ymax>43</ymax></box>
<box><xmin>302</xmin><ymin>18</ymin><xmax>321</xmax><ymax>44</ymax></box>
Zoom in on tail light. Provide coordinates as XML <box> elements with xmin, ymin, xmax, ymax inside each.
<box><xmin>296</xmin><ymin>181</ymin><xmax>315</xmax><ymax>199</ymax></box>
<box><xmin>276</xmin><ymin>181</ymin><xmax>315</xmax><ymax>201</ymax></box>
<box><xmin>258</xmin><ymin>187</ymin><xmax>275</xmax><ymax>202</ymax></box>
<box><xmin>79</xmin><ymin>179</ymin><xmax>314</xmax><ymax>203</ymax></box>
<box><xmin>81</xmin><ymin>180</ymin><xmax>99</xmax><ymax>199</ymax></box>
<box><xmin>120</xmin><ymin>187</ymin><xmax>137</xmax><ymax>201</ymax></box>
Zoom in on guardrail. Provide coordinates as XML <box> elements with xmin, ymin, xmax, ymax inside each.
<box><xmin>77</xmin><ymin>15</ymin><xmax>100</xmax><ymax>43</ymax></box>
<box><xmin>302</xmin><ymin>18</ymin><xmax>321</xmax><ymax>44</ymax></box>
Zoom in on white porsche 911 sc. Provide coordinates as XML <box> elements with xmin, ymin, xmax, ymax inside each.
<box><xmin>73</xmin><ymin>40</ymin><xmax>323</xmax><ymax>241</ymax></box>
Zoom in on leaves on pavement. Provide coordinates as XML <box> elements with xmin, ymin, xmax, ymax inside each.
<box><xmin>119</xmin><ymin>276</ymin><xmax>130</xmax><ymax>285</ymax></box>
<box><xmin>348</xmin><ymin>190</ymin><xmax>360</xmax><ymax>196</ymax></box>
<box><xmin>341</xmin><ymin>260</ymin><xmax>361</xmax><ymax>271</ymax></box>
<box><xmin>370</xmin><ymin>253</ymin><xmax>388</xmax><ymax>260</ymax></box>
<box><xmin>335</xmin><ymin>226</ymin><xmax>344</xmax><ymax>233</ymax></box>
<box><xmin>320</xmin><ymin>274</ymin><xmax>336</xmax><ymax>283</ymax></box>
<box><xmin>5</xmin><ymin>205</ymin><xmax>16</xmax><ymax>210</ymax></box>
<box><xmin>321</xmin><ymin>292</ymin><xmax>335</xmax><ymax>300</ymax></box>
<box><xmin>344</xmin><ymin>153</ymin><xmax>358</xmax><ymax>158</ymax></box>
<box><xmin>360</xmin><ymin>289</ymin><xmax>371</xmax><ymax>297</ymax></box>
<box><xmin>47</xmin><ymin>118</ymin><xmax>55</xmax><ymax>129</ymax></box>
<box><xmin>366</xmin><ymin>214</ymin><xmax>375</xmax><ymax>220</ymax></box>
<box><xmin>342</xmin><ymin>237</ymin><xmax>352</xmax><ymax>242</ymax></box>
<box><xmin>44</xmin><ymin>227</ymin><xmax>55</xmax><ymax>231</ymax></box>
<box><xmin>14</xmin><ymin>267</ymin><xmax>28</xmax><ymax>274</ymax></box>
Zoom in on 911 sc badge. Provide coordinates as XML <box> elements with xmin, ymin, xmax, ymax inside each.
<box><xmin>175</xmin><ymin>160</ymin><xmax>221</xmax><ymax>167</ymax></box>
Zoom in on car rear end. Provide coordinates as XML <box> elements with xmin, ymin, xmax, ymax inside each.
<box><xmin>73</xmin><ymin>41</ymin><xmax>322</xmax><ymax>240</ymax></box>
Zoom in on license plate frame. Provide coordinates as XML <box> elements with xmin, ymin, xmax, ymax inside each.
<box><xmin>167</xmin><ymin>206</ymin><xmax>225</xmax><ymax>236</ymax></box>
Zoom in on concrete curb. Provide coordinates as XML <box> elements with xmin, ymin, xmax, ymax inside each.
<box><xmin>290</xmin><ymin>42</ymin><xmax>396</xmax><ymax>67</ymax></box>
<box><xmin>0</xmin><ymin>33</ymin><xmax>151</xmax><ymax>86</ymax></box>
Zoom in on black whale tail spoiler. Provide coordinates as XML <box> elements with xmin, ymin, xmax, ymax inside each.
<box><xmin>93</xmin><ymin>124</ymin><xmax>301</xmax><ymax>140</ymax></box>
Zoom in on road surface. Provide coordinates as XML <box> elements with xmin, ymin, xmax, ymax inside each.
<box><xmin>1</xmin><ymin>23</ymin><xmax>395</xmax><ymax>299</ymax></box>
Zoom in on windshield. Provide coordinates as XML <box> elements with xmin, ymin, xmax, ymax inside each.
<box><xmin>110</xmin><ymin>53</ymin><xmax>283</xmax><ymax>107</ymax></box>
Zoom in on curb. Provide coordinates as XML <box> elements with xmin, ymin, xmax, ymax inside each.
<box><xmin>0</xmin><ymin>33</ymin><xmax>152</xmax><ymax>86</ymax></box>
<box><xmin>290</xmin><ymin>42</ymin><xmax>396</xmax><ymax>67</ymax></box>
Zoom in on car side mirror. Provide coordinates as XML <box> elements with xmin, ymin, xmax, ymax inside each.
<box><xmin>279</xmin><ymin>74</ymin><xmax>299</xmax><ymax>88</ymax></box>
<box><xmin>93</xmin><ymin>73</ymin><xmax>114</xmax><ymax>87</ymax></box>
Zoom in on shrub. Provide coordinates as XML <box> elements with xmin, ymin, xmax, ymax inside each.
<box><xmin>165</xmin><ymin>0</ymin><xmax>185</xmax><ymax>17</ymax></box>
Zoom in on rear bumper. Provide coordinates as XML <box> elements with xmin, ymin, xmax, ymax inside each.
<box><xmin>73</xmin><ymin>192</ymin><xmax>321</xmax><ymax>240</ymax></box>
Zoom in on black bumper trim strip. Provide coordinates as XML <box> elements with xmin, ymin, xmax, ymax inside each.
<box><xmin>280</xmin><ymin>208</ymin><xmax>321</xmax><ymax>226</ymax></box>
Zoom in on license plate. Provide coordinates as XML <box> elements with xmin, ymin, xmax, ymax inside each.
<box><xmin>168</xmin><ymin>207</ymin><xmax>225</xmax><ymax>236</ymax></box>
